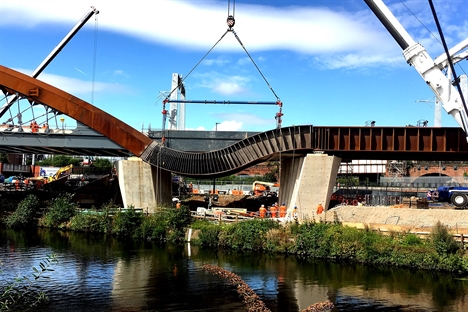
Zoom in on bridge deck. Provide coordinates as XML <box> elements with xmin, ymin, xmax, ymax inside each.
<box><xmin>1</xmin><ymin>65</ymin><xmax>468</xmax><ymax>178</ymax></box>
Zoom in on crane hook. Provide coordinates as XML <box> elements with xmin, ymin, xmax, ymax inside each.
<box><xmin>227</xmin><ymin>15</ymin><xmax>235</xmax><ymax>30</ymax></box>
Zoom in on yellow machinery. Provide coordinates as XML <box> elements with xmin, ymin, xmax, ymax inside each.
<box><xmin>48</xmin><ymin>164</ymin><xmax>73</xmax><ymax>182</ymax></box>
<box><xmin>250</xmin><ymin>181</ymin><xmax>279</xmax><ymax>196</ymax></box>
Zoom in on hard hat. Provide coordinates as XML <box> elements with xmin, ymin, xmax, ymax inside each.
<box><xmin>294</xmin><ymin>206</ymin><xmax>297</xmax><ymax>208</ymax></box>
<box><xmin>261</xmin><ymin>204</ymin><xmax>264</xmax><ymax>207</ymax></box>
<box><xmin>282</xmin><ymin>202</ymin><xmax>285</xmax><ymax>205</ymax></box>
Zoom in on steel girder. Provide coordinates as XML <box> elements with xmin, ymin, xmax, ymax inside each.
<box><xmin>140</xmin><ymin>125</ymin><xmax>468</xmax><ymax>178</ymax></box>
<box><xmin>2</xmin><ymin>65</ymin><xmax>468</xmax><ymax>178</ymax></box>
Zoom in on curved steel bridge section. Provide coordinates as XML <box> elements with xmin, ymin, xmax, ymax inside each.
<box><xmin>2</xmin><ymin>65</ymin><xmax>468</xmax><ymax>178</ymax></box>
<box><xmin>0</xmin><ymin>65</ymin><xmax>153</xmax><ymax>156</ymax></box>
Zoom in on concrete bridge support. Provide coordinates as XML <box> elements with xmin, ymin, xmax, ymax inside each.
<box><xmin>116</xmin><ymin>157</ymin><xmax>172</xmax><ymax>212</ymax></box>
<box><xmin>280</xmin><ymin>154</ymin><xmax>341</xmax><ymax>221</ymax></box>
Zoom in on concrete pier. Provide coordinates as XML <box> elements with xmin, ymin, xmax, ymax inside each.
<box><xmin>280</xmin><ymin>154</ymin><xmax>341</xmax><ymax>221</ymax></box>
<box><xmin>115</xmin><ymin>157</ymin><xmax>172</xmax><ymax>212</ymax></box>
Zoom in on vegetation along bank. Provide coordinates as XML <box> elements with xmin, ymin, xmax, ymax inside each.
<box><xmin>2</xmin><ymin>193</ymin><xmax>468</xmax><ymax>276</ymax></box>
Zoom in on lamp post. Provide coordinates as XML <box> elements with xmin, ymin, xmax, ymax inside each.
<box><xmin>60</xmin><ymin>117</ymin><xmax>65</xmax><ymax>133</ymax></box>
<box><xmin>215</xmin><ymin>122</ymin><xmax>220</xmax><ymax>131</ymax></box>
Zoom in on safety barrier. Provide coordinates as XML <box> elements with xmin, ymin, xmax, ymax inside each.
<box><xmin>364</xmin><ymin>194</ymin><xmax>403</xmax><ymax>206</ymax></box>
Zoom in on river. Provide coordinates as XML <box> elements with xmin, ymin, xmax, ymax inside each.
<box><xmin>1</xmin><ymin>227</ymin><xmax>467</xmax><ymax>311</ymax></box>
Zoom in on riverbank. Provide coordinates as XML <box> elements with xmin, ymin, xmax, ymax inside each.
<box><xmin>2</xmin><ymin>193</ymin><xmax>468</xmax><ymax>275</ymax></box>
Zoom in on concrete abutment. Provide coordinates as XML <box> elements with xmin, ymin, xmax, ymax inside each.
<box><xmin>116</xmin><ymin>157</ymin><xmax>172</xmax><ymax>212</ymax></box>
<box><xmin>280</xmin><ymin>154</ymin><xmax>341</xmax><ymax>221</ymax></box>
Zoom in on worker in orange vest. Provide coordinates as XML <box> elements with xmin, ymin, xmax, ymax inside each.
<box><xmin>316</xmin><ymin>203</ymin><xmax>324</xmax><ymax>214</ymax></box>
<box><xmin>270</xmin><ymin>204</ymin><xmax>278</xmax><ymax>218</ymax></box>
<box><xmin>176</xmin><ymin>201</ymin><xmax>181</xmax><ymax>209</ymax></box>
<box><xmin>293</xmin><ymin>206</ymin><xmax>298</xmax><ymax>221</ymax></box>
<box><xmin>259</xmin><ymin>204</ymin><xmax>267</xmax><ymax>218</ymax></box>
<box><xmin>279</xmin><ymin>203</ymin><xmax>287</xmax><ymax>218</ymax></box>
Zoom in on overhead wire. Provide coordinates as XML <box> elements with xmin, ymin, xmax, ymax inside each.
<box><xmin>427</xmin><ymin>0</ymin><xmax>468</xmax><ymax>125</ymax></box>
<box><xmin>400</xmin><ymin>0</ymin><xmax>467</xmax><ymax>76</ymax></box>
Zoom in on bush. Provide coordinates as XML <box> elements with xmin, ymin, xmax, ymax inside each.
<box><xmin>196</xmin><ymin>222</ymin><xmax>221</xmax><ymax>247</ymax></box>
<box><xmin>4</xmin><ymin>194</ymin><xmax>39</xmax><ymax>228</ymax></box>
<box><xmin>68</xmin><ymin>202</ymin><xmax>116</xmax><ymax>233</ymax></box>
<box><xmin>430</xmin><ymin>221</ymin><xmax>461</xmax><ymax>255</ymax></box>
<box><xmin>264</xmin><ymin>227</ymin><xmax>295</xmax><ymax>253</ymax></box>
<box><xmin>141</xmin><ymin>212</ymin><xmax>168</xmax><ymax>242</ymax></box>
<box><xmin>69</xmin><ymin>211</ymin><xmax>112</xmax><ymax>233</ymax></box>
<box><xmin>218</xmin><ymin>219</ymin><xmax>280</xmax><ymax>251</ymax></box>
<box><xmin>41</xmin><ymin>193</ymin><xmax>77</xmax><ymax>228</ymax></box>
<box><xmin>112</xmin><ymin>206</ymin><xmax>143</xmax><ymax>239</ymax></box>
<box><xmin>165</xmin><ymin>206</ymin><xmax>191</xmax><ymax>244</ymax></box>
<box><xmin>401</xmin><ymin>233</ymin><xmax>424</xmax><ymax>246</ymax></box>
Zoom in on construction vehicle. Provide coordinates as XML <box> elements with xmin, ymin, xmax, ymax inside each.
<box><xmin>250</xmin><ymin>181</ymin><xmax>279</xmax><ymax>197</ymax></box>
<box><xmin>48</xmin><ymin>164</ymin><xmax>73</xmax><ymax>182</ymax></box>
<box><xmin>432</xmin><ymin>186</ymin><xmax>468</xmax><ymax>208</ymax></box>
<box><xmin>29</xmin><ymin>164</ymin><xmax>74</xmax><ymax>187</ymax></box>
<box><xmin>365</xmin><ymin>0</ymin><xmax>468</xmax><ymax>139</ymax></box>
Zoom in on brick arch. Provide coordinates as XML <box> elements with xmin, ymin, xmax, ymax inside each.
<box><xmin>0</xmin><ymin>65</ymin><xmax>153</xmax><ymax>156</ymax></box>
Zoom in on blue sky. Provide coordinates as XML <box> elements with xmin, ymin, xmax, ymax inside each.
<box><xmin>0</xmin><ymin>0</ymin><xmax>467</xmax><ymax>132</ymax></box>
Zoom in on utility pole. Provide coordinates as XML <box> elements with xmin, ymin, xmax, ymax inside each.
<box><xmin>416</xmin><ymin>98</ymin><xmax>441</xmax><ymax>127</ymax></box>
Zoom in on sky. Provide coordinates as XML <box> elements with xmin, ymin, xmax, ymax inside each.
<box><xmin>0</xmin><ymin>0</ymin><xmax>467</xmax><ymax>133</ymax></box>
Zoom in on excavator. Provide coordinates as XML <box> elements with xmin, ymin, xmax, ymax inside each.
<box><xmin>250</xmin><ymin>181</ymin><xmax>279</xmax><ymax>197</ymax></box>
<box><xmin>29</xmin><ymin>164</ymin><xmax>74</xmax><ymax>190</ymax></box>
<box><xmin>48</xmin><ymin>164</ymin><xmax>73</xmax><ymax>182</ymax></box>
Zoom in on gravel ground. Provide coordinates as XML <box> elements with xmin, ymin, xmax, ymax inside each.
<box><xmin>323</xmin><ymin>205</ymin><xmax>468</xmax><ymax>230</ymax></box>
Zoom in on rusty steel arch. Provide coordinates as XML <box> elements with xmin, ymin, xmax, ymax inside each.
<box><xmin>0</xmin><ymin>65</ymin><xmax>153</xmax><ymax>156</ymax></box>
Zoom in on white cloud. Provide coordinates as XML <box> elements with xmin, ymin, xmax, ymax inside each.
<box><xmin>14</xmin><ymin>68</ymin><xmax>127</xmax><ymax>96</ymax></box>
<box><xmin>193</xmin><ymin>71</ymin><xmax>251</xmax><ymax>96</ymax></box>
<box><xmin>3</xmin><ymin>0</ymin><xmax>462</xmax><ymax>69</ymax></box>
<box><xmin>212</xmin><ymin>120</ymin><xmax>243</xmax><ymax>131</ymax></box>
<box><xmin>216</xmin><ymin>112</ymin><xmax>273</xmax><ymax>127</ymax></box>
<box><xmin>203</xmin><ymin>57</ymin><xmax>230</xmax><ymax>66</ymax></box>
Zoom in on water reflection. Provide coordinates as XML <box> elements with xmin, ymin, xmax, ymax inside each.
<box><xmin>1</xmin><ymin>227</ymin><xmax>467</xmax><ymax>312</ymax></box>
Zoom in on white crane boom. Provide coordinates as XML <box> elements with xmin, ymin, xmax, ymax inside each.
<box><xmin>365</xmin><ymin>0</ymin><xmax>468</xmax><ymax>138</ymax></box>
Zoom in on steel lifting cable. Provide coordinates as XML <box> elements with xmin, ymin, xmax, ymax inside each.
<box><xmin>227</xmin><ymin>0</ymin><xmax>235</xmax><ymax>18</ymax></box>
<box><xmin>229</xmin><ymin>30</ymin><xmax>280</xmax><ymax>101</ymax></box>
<box><xmin>162</xmin><ymin>0</ymin><xmax>284</xmax><ymax>136</ymax></box>
<box><xmin>163</xmin><ymin>30</ymin><xmax>230</xmax><ymax>102</ymax></box>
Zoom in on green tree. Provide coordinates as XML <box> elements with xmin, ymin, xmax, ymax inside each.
<box><xmin>35</xmin><ymin>155</ymin><xmax>80</xmax><ymax>167</ymax></box>
<box><xmin>0</xmin><ymin>154</ymin><xmax>9</xmax><ymax>164</ymax></box>
<box><xmin>4</xmin><ymin>195</ymin><xmax>39</xmax><ymax>228</ymax></box>
<box><xmin>41</xmin><ymin>193</ymin><xmax>77</xmax><ymax>228</ymax></box>
<box><xmin>91</xmin><ymin>158</ymin><xmax>113</xmax><ymax>168</ymax></box>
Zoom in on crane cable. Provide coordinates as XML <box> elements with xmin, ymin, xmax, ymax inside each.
<box><xmin>163</xmin><ymin>30</ymin><xmax>230</xmax><ymax>102</ymax></box>
<box><xmin>162</xmin><ymin>0</ymin><xmax>283</xmax><ymax>134</ymax></box>
<box><xmin>428</xmin><ymin>0</ymin><xmax>468</xmax><ymax>129</ymax></box>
